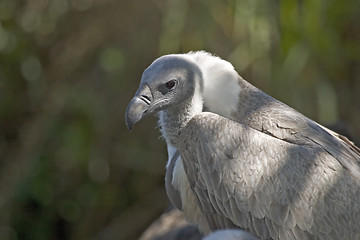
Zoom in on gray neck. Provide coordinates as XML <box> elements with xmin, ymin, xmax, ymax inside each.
<box><xmin>159</xmin><ymin>91</ymin><xmax>203</xmax><ymax>148</ymax></box>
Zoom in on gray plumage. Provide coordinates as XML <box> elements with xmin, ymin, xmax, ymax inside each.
<box><xmin>125</xmin><ymin>51</ymin><xmax>360</xmax><ymax>239</ymax></box>
<box><xmin>204</xmin><ymin>229</ymin><xmax>259</xmax><ymax>240</ymax></box>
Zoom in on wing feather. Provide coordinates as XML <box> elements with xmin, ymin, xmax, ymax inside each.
<box><xmin>232</xmin><ymin>82</ymin><xmax>360</xmax><ymax>178</ymax></box>
<box><xmin>180</xmin><ymin>112</ymin><xmax>360</xmax><ymax>239</ymax></box>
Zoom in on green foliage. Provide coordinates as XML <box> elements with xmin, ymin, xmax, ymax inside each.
<box><xmin>0</xmin><ymin>0</ymin><xmax>359</xmax><ymax>239</ymax></box>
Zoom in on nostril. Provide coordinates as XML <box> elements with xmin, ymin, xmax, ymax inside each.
<box><xmin>140</xmin><ymin>95</ymin><xmax>151</xmax><ymax>105</ymax></box>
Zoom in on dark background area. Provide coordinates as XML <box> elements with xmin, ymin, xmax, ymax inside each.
<box><xmin>0</xmin><ymin>0</ymin><xmax>359</xmax><ymax>239</ymax></box>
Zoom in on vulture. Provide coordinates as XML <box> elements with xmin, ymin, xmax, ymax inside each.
<box><xmin>125</xmin><ymin>51</ymin><xmax>360</xmax><ymax>240</ymax></box>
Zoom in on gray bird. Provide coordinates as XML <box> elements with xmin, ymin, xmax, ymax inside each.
<box><xmin>125</xmin><ymin>51</ymin><xmax>360</xmax><ymax>239</ymax></box>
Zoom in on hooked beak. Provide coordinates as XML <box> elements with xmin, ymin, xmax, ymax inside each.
<box><xmin>125</xmin><ymin>84</ymin><xmax>153</xmax><ymax>130</ymax></box>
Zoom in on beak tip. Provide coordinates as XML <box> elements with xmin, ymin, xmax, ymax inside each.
<box><xmin>125</xmin><ymin>101</ymin><xmax>145</xmax><ymax>131</ymax></box>
<box><xmin>125</xmin><ymin>121</ymin><xmax>133</xmax><ymax>131</ymax></box>
<box><xmin>125</xmin><ymin>113</ymin><xmax>135</xmax><ymax>131</ymax></box>
<box><xmin>125</xmin><ymin>85</ymin><xmax>152</xmax><ymax>131</ymax></box>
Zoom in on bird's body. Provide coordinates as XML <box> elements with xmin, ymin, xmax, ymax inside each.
<box><xmin>126</xmin><ymin>51</ymin><xmax>360</xmax><ymax>239</ymax></box>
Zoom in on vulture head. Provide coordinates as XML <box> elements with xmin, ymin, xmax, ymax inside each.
<box><xmin>125</xmin><ymin>55</ymin><xmax>203</xmax><ymax>130</ymax></box>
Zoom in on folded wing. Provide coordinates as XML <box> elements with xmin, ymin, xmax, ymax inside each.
<box><xmin>180</xmin><ymin>112</ymin><xmax>360</xmax><ymax>240</ymax></box>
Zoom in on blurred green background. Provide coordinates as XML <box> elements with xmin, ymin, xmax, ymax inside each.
<box><xmin>0</xmin><ymin>0</ymin><xmax>359</xmax><ymax>239</ymax></box>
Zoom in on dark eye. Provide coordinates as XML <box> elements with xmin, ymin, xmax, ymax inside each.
<box><xmin>165</xmin><ymin>80</ymin><xmax>176</xmax><ymax>89</ymax></box>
